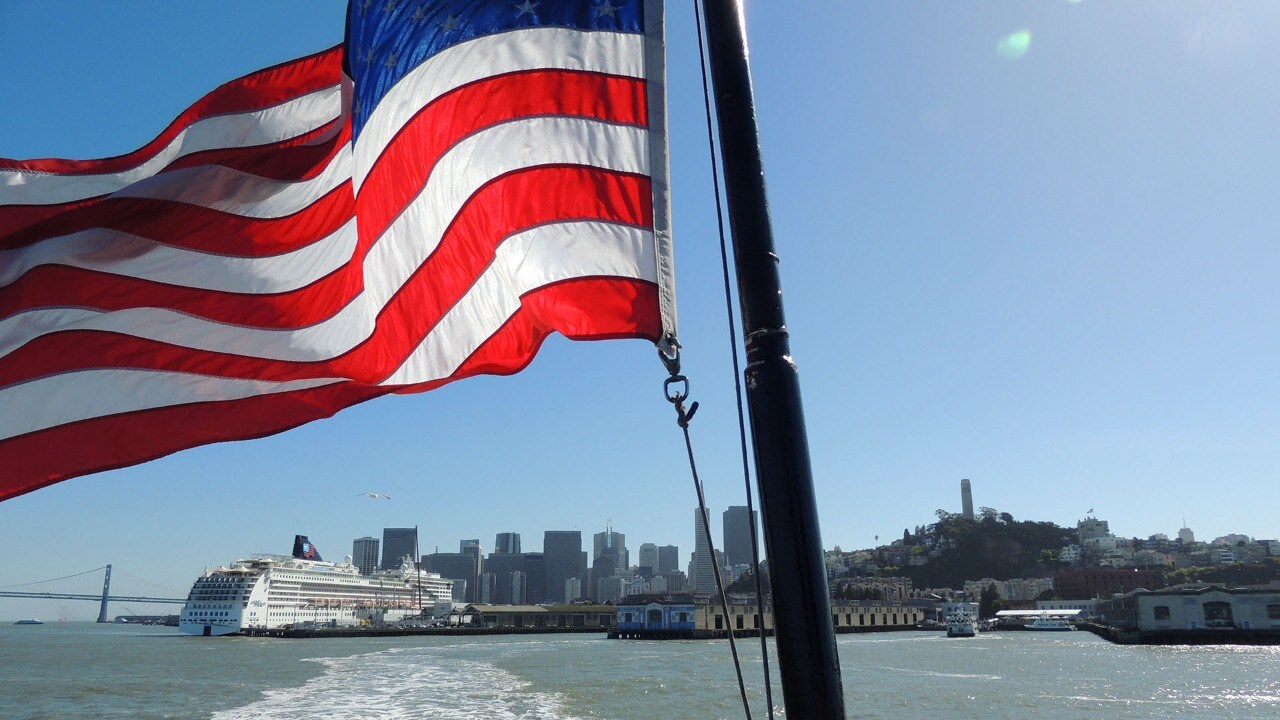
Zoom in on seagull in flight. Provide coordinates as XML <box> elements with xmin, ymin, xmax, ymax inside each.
<box><xmin>359</xmin><ymin>492</ymin><xmax>392</xmax><ymax>500</ymax></box>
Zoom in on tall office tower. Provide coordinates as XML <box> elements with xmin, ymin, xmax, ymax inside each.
<box><xmin>381</xmin><ymin>527</ymin><xmax>418</xmax><ymax>571</ymax></box>
<box><xmin>352</xmin><ymin>536</ymin><xmax>379</xmax><ymax>575</ymax></box>
<box><xmin>543</xmin><ymin>530</ymin><xmax>587</xmax><ymax>602</ymax></box>
<box><xmin>691</xmin><ymin>509</ymin><xmax>717</xmax><ymax>594</ymax></box>
<box><xmin>511</xmin><ymin>571</ymin><xmax>528</xmax><ymax>604</ymax></box>
<box><xmin>657</xmin><ymin>544</ymin><xmax>679</xmax><ymax>574</ymax></box>
<box><xmin>722</xmin><ymin>506</ymin><xmax>757</xmax><ymax>568</ymax></box>
<box><xmin>593</xmin><ymin>523</ymin><xmax>628</xmax><ymax>569</ymax></box>
<box><xmin>523</xmin><ymin>552</ymin><xmax>546</xmax><ymax>604</ymax></box>
<box><xmin>460</xmin><ymin>539</ymin><xmax>481</xmax><ymax>558</ymax></box>
<box><xmin>961</xmin><ymin>479</ymin><xmax>974</xmax><ymax>520</ymax></box>
<box><xmin>495</xmin><ymin>532</ymin><xmax>521</xmax><ymax>554</ymax></box>
<box><xmin>638</xmin><ymin>543</ymin><xmax>658</xmax><ymax>576</ymax></box>
<box><xmin>423</xmin><ymin>551</ymin><xmax>481</xmax><ymax>603</ymax></box>
<box><xmin>589</xmin><ymin>555</ymin><xmax>618</xmax><ymax>601</ymax></box>
<box><xmin>482</xmin><ymin>552</ymin><xmax>528</xmax><ymax>604</ymax></box>
<box><xmin>564</xmin><ymin>577</ymin><xmax>582</xmax><ymax>603</ymax></box>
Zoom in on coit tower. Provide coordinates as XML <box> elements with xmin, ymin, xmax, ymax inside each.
<box><xmin>961</xmin><ymin>479</ymin><xmax>974</xmax><ymax>520</ymax></box>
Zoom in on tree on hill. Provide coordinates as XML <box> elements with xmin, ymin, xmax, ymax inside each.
<box><xmin>979</xmin><ymin>582</ymin><xmax>1001</xmax><ymax>619</ymax></box>
<box><xmin>902</xmin><ymin>510</ymin><xmax>1075</xmax><ymax>589</ymax></box>
<box><xmin>1165</xmin><ymin>558</ymin><xmax>1280</xmax><ymax>587</ymax></box>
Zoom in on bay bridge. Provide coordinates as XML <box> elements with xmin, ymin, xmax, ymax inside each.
<box><xmin>0</xmin><ymin>565</ymin><xmax>187</xmax><ymax>622</ymax></box>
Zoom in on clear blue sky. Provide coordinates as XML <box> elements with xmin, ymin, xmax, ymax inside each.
<box><xmin>3</xmin><ymin>1</ymin><xmax>1278</xmax><ymax>620</ymax></box>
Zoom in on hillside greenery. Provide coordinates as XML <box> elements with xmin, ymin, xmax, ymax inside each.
<box><xmin>1165</xmin><ymin>557</ymin><xmax>1280</xmax><ymax>586</ymax></box>
<box><xmin>895</xmin><ymin>508</ymin><xmax>1076</xmax><ymax>589</ymax></box>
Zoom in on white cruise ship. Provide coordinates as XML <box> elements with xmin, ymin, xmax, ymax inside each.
<box><xmin>179</xmin><ymin>536</ymin><xmax>454</xmax><ymax>636</ymax></box>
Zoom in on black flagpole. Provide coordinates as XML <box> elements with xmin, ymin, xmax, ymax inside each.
<box><xmin>699</xmin><ymin>1</ymin><xmax>846</xmax><ymax>717</ymax></box>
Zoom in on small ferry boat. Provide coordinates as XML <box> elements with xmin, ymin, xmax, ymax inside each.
<box><xmin>1027</xmin><ymin>614</ymin><xmax>1073</xmax><ymax>631</ymax></box>
<box><xmin>946</xmin><ymin>612</ymin><xmax>977</xmax><ymax>638</ymax></box>
<box><xmin>13</xmin><ymin>619</ymin><xmax>43</xmax><ymax>625</ymax></box>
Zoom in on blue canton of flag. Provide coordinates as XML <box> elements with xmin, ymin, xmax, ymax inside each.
<box><xmin>345</xmin><ymin>0</ymin><xmax>645</xmax><ymax>138</ymax></box>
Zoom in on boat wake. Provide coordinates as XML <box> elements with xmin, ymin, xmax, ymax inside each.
<box><xmin>211</xmin><ymin>646</ymin><xmax>581</xmax><ymax>720</ymax></box>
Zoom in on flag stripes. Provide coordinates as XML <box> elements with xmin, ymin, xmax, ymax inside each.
<box><xmin>0</xmin><ymin>1</ymin><xmax>672</xmax><ymax>500</ymax></box>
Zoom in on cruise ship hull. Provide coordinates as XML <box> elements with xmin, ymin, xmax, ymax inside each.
<box><xmin>179</xmin><ymin>541</ymin><xmax>453</xmax><ymax>636</ymax></box>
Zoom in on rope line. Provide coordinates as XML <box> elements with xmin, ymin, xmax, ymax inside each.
<box><xmin>663</xmin><ymin>379</ymin><xmax>754</xmax><ymax>720</ymax></box>
<box><xmin>693</xmin><ymin>1</ymin><xmax>776</xmax><ymax>716</ymax></box>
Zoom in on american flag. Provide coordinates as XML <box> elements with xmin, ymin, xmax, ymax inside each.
<box><xmin>0</xmin><ymin>0</ymin><xmax>673</xmax><ymax>501</ymax></box>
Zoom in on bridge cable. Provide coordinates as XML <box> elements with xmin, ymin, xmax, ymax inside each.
<box><xmin>0</xmin><ymin>565</ymin><xmax>108</xmax><ymax>589</ymax></box>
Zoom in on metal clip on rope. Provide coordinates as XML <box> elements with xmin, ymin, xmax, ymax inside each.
<box><xmin>664</xmin><ymin>374</ymin><xmax>699</xmax><ymax>429</ymax></box>
<box><xmin>658</xmin><ymin>340</ymin><xmax>699</xmax><ymax>428</ymax></box>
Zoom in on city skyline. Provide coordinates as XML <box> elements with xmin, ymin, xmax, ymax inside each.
<box><xmin>5</xmin><ymin>2</ymin><xmax>1280</xmax><ymax>620</ymax></box>
<box><xmin>1</xmin><ymin>494</ymin><xmax>1271</xmax><ymax>621</ymax></box>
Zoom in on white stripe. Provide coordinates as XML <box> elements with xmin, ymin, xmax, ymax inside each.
<box><xmin>0</xmin><ymin>370</ymin><xmax>344</xmax><ymax>441</ymax></box>
<box><xmin>382</xmin><ymin>221</ymin><xmax>656</xmax><ymax>386</ymax></box>
<box><xmin>0</xmin><ymin>224</ymin><xmax>651</xmax><ymax>442</ymax></box>
<box><xmin>0</xmin><ymin>218</ymin><xmax>356</xmax><ymax>295</ymax></box>
<box><xmin>0</xmin><ymin>85</ymin><xmax>343</xmax><ymax>206</ymax></box>
<box><xmin>0</xmin><ymin>118</ymin><xmax>649</xmax><ymax>361</ymax></box>
<box><xmin>102</xmin><ymin>142</ymin><xmax>352</xmax><ymax>220</ymax></box>
<box><xmin>353</xmin><ymin>27</ymin><xmax>645</xmax><ymax>191</ymax></box>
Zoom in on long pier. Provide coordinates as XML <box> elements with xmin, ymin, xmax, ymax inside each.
<box><xmin>241</xmin><ymin>625</ymin><xmax>607</xmax><ymax>639</ymax></box>
<box><xmin>1080</xmin><ymin>621</ymin><xmax>1280</xmax><ymax>646</ymax></box>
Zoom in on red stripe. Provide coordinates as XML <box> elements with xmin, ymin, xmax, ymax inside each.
<box><xmin>356</xmin><ymin>70</ymin><xmax>646</xmax><ymax>247</ymax></box>
<box><xmin>431</xmin><ymin>277</ymin><xmax>660</xmax><ymax>383</ymax></box>
<box><xmin>0</xmin><ymin>47</ymin><xmax>344</xmax><ymax>175</ymax></box>
<box><xmin>0</xmin><ymin>123</ymin><xmax>351</xmax><ymax>252</ymax></box>
<box><xmin>0</xmin><ymin>167</ymin><xmax>651</xmax><ymax>386</ymax></box>
<box><xmin>0</xmin><ymin>381</ymin><xmax>389</xmax><ymax>502</ymax></box>
<box><xmin>0</xmin><ymin>258</ymin><xmax>359</xmax><ymax>329</ymax></box>
<box><xmin>0</xmin><ymin>278</ymin><xmax>657</xmax><ymax>502</ymax></box>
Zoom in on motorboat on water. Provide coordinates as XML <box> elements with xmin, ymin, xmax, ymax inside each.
<box><xmin>1027</xmin><ymin>614</ymin><xmax>1073</xmax><ymax>631</ymax></box>
<box><xmin>13</xmin><ymin>619</ymin><xmax>43</xmax><ymax>625</ymax></box>
<box><xmin>946</xmin><ymin>612</ymin><xmax>977</xmax><ymax>638</ymax></box>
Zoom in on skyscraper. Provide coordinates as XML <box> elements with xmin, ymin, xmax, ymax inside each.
<box><xmin>422</xmin><ymin>550</ymin><xmax>480</xmax><ymax>603</ymax></box>
<box><xmin>961</xmin><ymin>479</ymin><xmax>974</xmax><ymax>521</ymax></box>
<box><xmin>495</xmin><ymin>532</ymin><xmax>521</xmax><ymax>554</ymax></box>
<box><xmin>352</xmin><ymin>536</ymin><xmax>379</xmax><ymax>575</ymax></box>
<box><xmin>722</xmin><ymin>506</ymin><xmax>756</xmax><ymax>568</ymax></box>
<box><xmin>638</xmin><ymin>543</ymin><xmax>658</xmax><ymax>574</ymax></box>
<box><xmin>543</xmin><ymin>530</ymin><xmax>587</xmax><ymax>603</ymax></box>
<box><xmin>482</xmin><ymin>551</ymin><xmax>530</xmax><ymax>604</ymax></box>
<box><xmin>593</xmin><ymin>523</ymin><xmax>627</xmax><ymax>569</ymax></box>
<box><xmin>381</xmin><ymin>527</ymin><xmax>418</xmax><ymax>571</ymax></box>
<box><xmin>691</xmin><ymin>508</ymin><xmax>716</xmax><ymax>594</ymax></box>
<box><xmin>657</xmin><ymin>544</ymin><xmax>679</xmax><ymax>574</ymax></box>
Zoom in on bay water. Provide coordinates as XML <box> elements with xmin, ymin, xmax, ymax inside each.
<box><xmin>1</xmin><ymin>623</ymin><xmax>1277</xmax><ymax>719</ymax></box>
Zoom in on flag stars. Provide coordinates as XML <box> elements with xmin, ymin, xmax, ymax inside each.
<box><xmin>384</xmin><ymin>0</ymin><xmax>398</xmax><ymax>12</ymax></box>
<box><xmin>514</xmin><ymin>0</ymin><xmax>539</xmax><ymax>17</ymax></box>
<box><xmin>412</xmin><ymin>6</ymin><xmax>428</xmax><ymax>22</ymax></box>
<box><xmin>384</xmin><ymin>52</ymin><xmax>399</xmax><ymax>69</ymax></box>
<box><xmin>595</xmin><ymin>0</ymin><xmax>621</xmax><ymax>19</ymax></box>
<box><xmin>439</xmin><ymin>13</ymin><xmax>460</xmax><ymax>31</ymax></box>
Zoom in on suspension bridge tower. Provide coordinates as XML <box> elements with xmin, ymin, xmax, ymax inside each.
<box><xmin>96</xmin><ymin>564</ymin><xmax>112</xmax><ymax>623</ymax></box>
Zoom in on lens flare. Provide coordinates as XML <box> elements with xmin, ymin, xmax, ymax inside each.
<box><xmin>997</xmin><ymin>30</ymin><xmax>1032</xmax><ymax>60</ymax></box>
